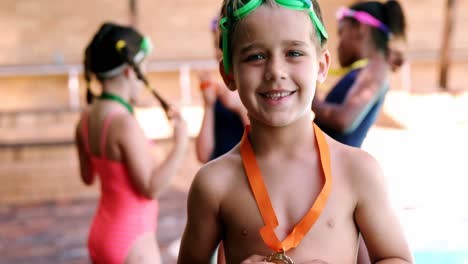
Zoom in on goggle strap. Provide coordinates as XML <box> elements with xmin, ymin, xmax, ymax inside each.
<box><xmin>220</xmin><ymin>16</ymin><xmax>230</xmax><ymax>73</ymax></box>
<box><xmin>276</xmin><ymin>0</ymin><xmax>309</xmax><ymax>10</ymax></box>
<box><xmin>222</xmin><ymin>30</ymin><xmax>230</xmax><ymax>73</ymax></box>
<box><xmin>309</xmin><ymin>10</ymin><xmax>328</xmax><ymax>40</ymax></box>
<box><xmin>140</xmin><ymin>36</ymin><xmax>153</xmax><ymax>54</ymax></box>
<box><xmin>233</xmin><ymin>0</ymin><xmax>263</xmax><ymax>19</ymax></box>
<box><xmin>220</xmin><ymin>0</ymin><xmax>329</xmax><ymax>73</ymax></box>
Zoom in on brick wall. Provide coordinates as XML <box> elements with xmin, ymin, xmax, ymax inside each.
<box><xmin>0</xmin><ymin>0</ymin><xmax>372</xmax><ymax>65</ymax></box>
<box><xmin>0</xmin><ymin>0</ymin><xmax>466</xmax><ymax>65</ymax></box>
<box><xmin>1</xmin><ymin>0</ymin><xmax>467</xmax><ymax>204</ymax></box>
<box><xmin>0</xmin><ymin>139</ymin><xmax>201</xmax><ymax>204</ymax></box>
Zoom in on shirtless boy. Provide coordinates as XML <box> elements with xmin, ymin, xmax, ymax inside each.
<box><xmin>178</xmin><ymin>1</ymin><xmax>412</xmax><ymax>263</ymax></box>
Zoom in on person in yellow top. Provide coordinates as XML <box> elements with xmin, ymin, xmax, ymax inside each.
<box><xmin>312</xmin><ymin>0</ymin><xmax>407</xmax><ymax>148</ymax></box>
<box><xmin>178</xmin><ymin>0</ymin><xmax>412</xmax><ymax>263</ymax></box>
<box><xmin>313</xmin><ymin>2</ymin><xmax>407</xmax><ymax>261</ymax></box>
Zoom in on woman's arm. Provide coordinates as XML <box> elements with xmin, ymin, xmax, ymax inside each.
<box><xmin>195</xmin><ymin>72</ymin><xmax>219</xmax><ymax>163</ymax></box>
<box><xmin>195</xmin><ymin>97</ymin><xmax>216</xmax><ymax>163</ymax></box>
<box><xmin>313</xmin><ymin>68</ymin><xmax>387</xmax><ymax>133</ymax></box>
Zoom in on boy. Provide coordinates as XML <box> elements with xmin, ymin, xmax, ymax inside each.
<box><xmin>178</xmin><ymin>1</ymin><xmax>412</xmax><ymax>263</ymax></box>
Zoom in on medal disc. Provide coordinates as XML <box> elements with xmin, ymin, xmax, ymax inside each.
<box><xmin>264</xmin><ymin>252</ymin><xmax>294</xmax><ymax>264</ymax></box>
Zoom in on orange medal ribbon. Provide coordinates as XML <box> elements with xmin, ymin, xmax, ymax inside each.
<box><xmin>239</xmin><ymin>123</ymin><xmax>333</xmax><ymax>253</ymax></box>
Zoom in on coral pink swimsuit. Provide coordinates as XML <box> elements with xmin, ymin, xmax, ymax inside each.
<box><xmin>81</xmin><ymin>111</ymin><xmax>158</xmax><ymax>264</ymax></box>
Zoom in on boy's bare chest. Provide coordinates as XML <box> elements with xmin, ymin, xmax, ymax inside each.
<box><xmin>220</xmin><ymin>160</ymin><xmax>358</xmax><ymax>263</ymax></box>
<box><xmin>222</xmin><ymin>172</ymin><xmax>328</xmax><ymax>240</ymax></box>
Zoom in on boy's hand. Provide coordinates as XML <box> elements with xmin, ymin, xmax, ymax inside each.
<box><xmin>241</xmin><ymin>254</ymin><xmax>274</xmax><ymax>263</ymax></box>
<box><xmin>301</xmin><ymin>260</ymin><xmax>331</xmax><ymax>264</ymax></box>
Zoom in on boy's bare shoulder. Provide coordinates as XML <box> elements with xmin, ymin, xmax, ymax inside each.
<box><xmin>327</xmin><ymin>136</ymin><xmax>384</xmax><ymax>186</ymax></box>
<box><xmin>190</xmin><ymin>147</ymin><xmax>243</xmax><ymax>199</ymax></box>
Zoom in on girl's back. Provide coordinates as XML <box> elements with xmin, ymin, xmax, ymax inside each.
<box><xmin>79</xmin><ymin>103</ymin><xmax>158</xmax><ymax>264</ymax></box>
<box><xmin>77</xmin><ymin>21</ymin><xmax>187</xmax><ymax>264</ymax></box>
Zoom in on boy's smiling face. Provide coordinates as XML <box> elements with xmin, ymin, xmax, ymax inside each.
<box><xmin>228</xmin><ymin>4</ymin><xmax>329</xmax><ymax>127</ymax></box>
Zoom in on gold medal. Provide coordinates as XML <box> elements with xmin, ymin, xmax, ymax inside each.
<box><xmin>264</xmin><ymin>252</ymin><xmax>294</xmax><ymax>264</ymax></box>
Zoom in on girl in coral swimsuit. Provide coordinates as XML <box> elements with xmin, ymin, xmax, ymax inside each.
<box><xmin>75</xmin><ymin>22</ymin><xmax>188</xmax><ymax>264</ymax></box>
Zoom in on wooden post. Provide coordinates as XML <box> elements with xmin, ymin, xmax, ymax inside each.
<box><xmin>439</xmin><ymin>0</ymin><xmax>457</xmax><ymax>89</ymax></box>
<box><xmin>129</xmin><ymin>0</ymin><xmax>138</xmax><ymax>28</ymax></box>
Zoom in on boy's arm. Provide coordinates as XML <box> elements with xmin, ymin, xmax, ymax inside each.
<box><xmin>353</xmin><ymin>153</ymin><xmax>413</xmax><ymax>264</ymax></box>
<box><xmin>178</xmin><ymin>168</ymin><xmax>223</xmax><ymax>263</ymax></box>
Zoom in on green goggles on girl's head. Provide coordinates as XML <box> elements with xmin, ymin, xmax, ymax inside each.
<box><xmin>140</xmin><ymin>36</ymin><xmax>153</xmax><ymax>55</ymax></box>
<box><xmin>220</xmin><ymin>0</ymin><xmax>328</xmax><ymax>73</ymax></box>
<box><xmin>97</xmin><ymin>36</ymin><xmax>152</xmax><ymax>79</ymax></box>
<box><xmin>115</xmin><ymin>36</ymin><xmax>153</xmax><ymax>64</ymax></box>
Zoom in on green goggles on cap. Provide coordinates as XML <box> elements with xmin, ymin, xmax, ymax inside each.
<box><xmin>116</xmin><ymin>36</ymin><xmax>153</xmax><ymax>63</ymax></box>
<box><xmin>140</xmin><ymin>36</ymin><xmax>153</xmax><ymax>55</ymax></box>
<box><xmin>98</xmin><ymin>36</ymin><xmax>152</xmax><ymax>78</ymax></box>
<box><xmin>115</xmin><ymin>36</ymin><xmax>152</xmax><ymax>59</ymax></box>
<box><xmin>219</xmin><ymin>0</ymin><xmax>328</xmax><ymax>73</ymax></box>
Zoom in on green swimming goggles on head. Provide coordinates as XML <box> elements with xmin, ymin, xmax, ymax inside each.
<box><xmin>140</xmin><ymin>36</ymin><xmax>153</xmax><ymax>56</ymax></box>
<box><xmin>115</xmin><ymin>36</ymin><xmax>153</xmax><ymax>64</ymax></box>
<box><xmin>219</xmin><ymin>0</ymin><xmax>329</xmax><ymax>73</ymax></box>
<box><xmin>99</xmin><ymin>36</ymin><xmax>153</xmax><ymax>78</ymax></box>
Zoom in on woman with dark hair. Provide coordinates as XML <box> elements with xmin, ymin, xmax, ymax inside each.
<box><xmin>75</xmin><ymin>22</ymin><xmax>188</xmax><ymax>264</ymax></box>
<box><xmin>313</xmin><ymin>0</ymin><xmax>407</xmax><ymax>148</ymax></box>
<box><xmin>195</xmin><ymin>16</ymin><xmax>248</xmax><ymax>164</ymax></box>
<box><xmin>195</xmin><ymin>15</ymin><xmax>249</xmax><ymax>264</ymax></box>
